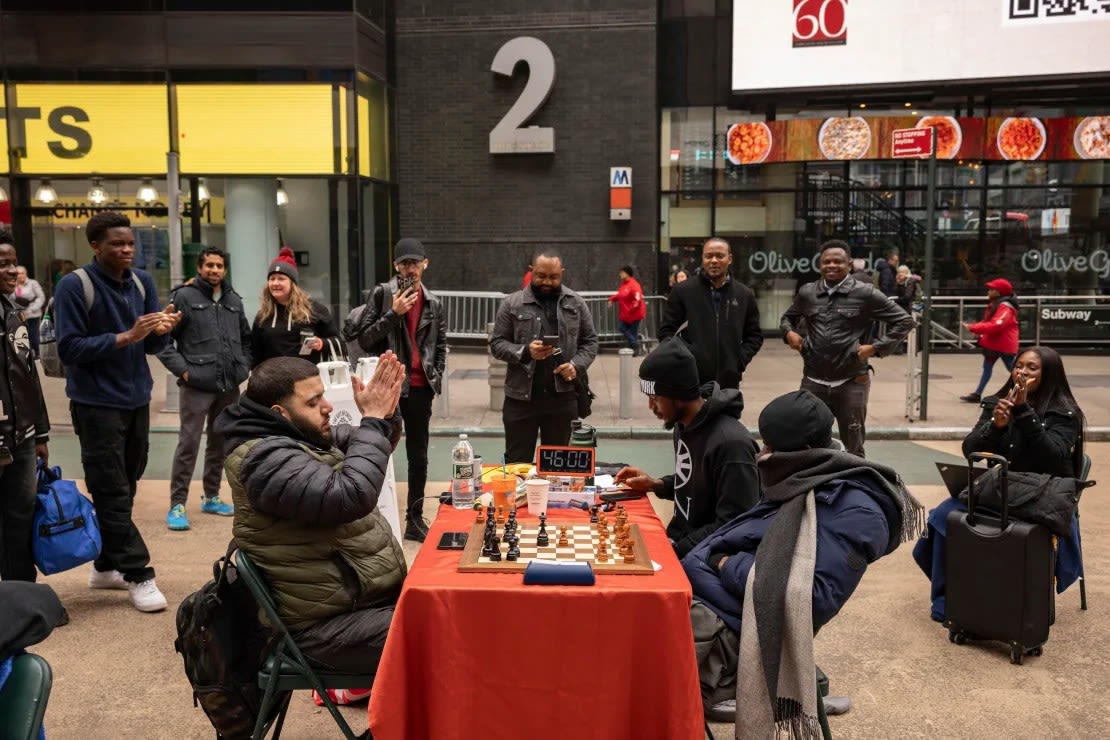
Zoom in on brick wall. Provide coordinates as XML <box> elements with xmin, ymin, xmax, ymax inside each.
<box><xmin>394</xmin><ymin>1</ymin><xmax>659</xmax><ymax>294</ymax></box>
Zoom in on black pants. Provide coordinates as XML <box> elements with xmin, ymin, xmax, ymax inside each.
<box><xmin>502</xmin><ymin>395</ymin><xmax>577</xmax><ymax>465</ymax></box>
<box><xmin>296</xmin><ymin>605</ymin><xmax>394</xmax><ymax>674</ymax></box>
<box><xmin>399</xmin><ymin>385</ymin><xmax>434</xmax><ymax>524</ymax></box>
<box><xmin>0</xmin><ymin>439</ymin><xmax>39</xmax><ymax>581</ymax></box>
<box><xmin>170</xmin><ymin>385</ymin><xmax>240</xmax><ymax>507</ymax></box>
<box><xmin>71</xmin><ymin>402</ymin><xmax>155</xmax><ymax>583</ymax></box>
<box><xmin>801</xmin><ymin>376</ymin><xmax>870</xmax><ymax>458</ymax></box>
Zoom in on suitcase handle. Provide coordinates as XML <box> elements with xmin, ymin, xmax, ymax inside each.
<box><xmin>966</xmin><ymin>451</ymin><xmax>1009</xmax><ymax>529</ymax></box>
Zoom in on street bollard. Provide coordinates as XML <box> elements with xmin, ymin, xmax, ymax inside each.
<box><xmin>163</xmin><ymin>371</ymin><xmax>180</xmax><ymax>413</ymax></box>
<box><xmin>487</xmin><ymin>322</ymin><xmax>506</xmax><ymax>412</ymax></box>
<box><xmin>435</xmin><ymin>348</ymin><xmax>450</xmax><ymax>419</ymax></box>
<box><xmin>618</xmin><ymin>348</ymin><xmax>634</xmax><ymax>420</ymax></box>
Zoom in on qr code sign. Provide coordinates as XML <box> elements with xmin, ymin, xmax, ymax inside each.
<box><xmin>1007</xmin><ymin>0</ymin><xmax>1110</xmax><ymax>22</ymax></box>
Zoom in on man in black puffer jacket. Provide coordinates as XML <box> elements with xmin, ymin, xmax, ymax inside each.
<box><xmin>659</xmin><ymin>237</ymin><xmax>763</xmax><ymax>389</ymax></box>
<box><xmin>214</xmin><ymin>353</ymin><xmax>407</xmax><ymax>674</ymax></box>
<box><xmin>780</xmin><ymin>240</ymin><xmax>912</xmax><ymax>457</ymax></box>
<box><xmin>614</xmin><ymin>339</ymin><xmax>759</xmax><ymax>558</ymax></box>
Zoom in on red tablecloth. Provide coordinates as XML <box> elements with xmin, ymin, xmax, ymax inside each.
<box><xmin>368</xmin><ymin>499</ymin><xmax>704</xmax><ymax>740</ymax></box>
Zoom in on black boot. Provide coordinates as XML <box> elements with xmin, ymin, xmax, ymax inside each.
<box><xmin>960</xmin><ymin>393</ymin><xmax>981</xmax><ymax>403</ymax></box>
<box><xmin>404</xmin><ymin>518</ymin><xmax>427</xmax><ymax>543</ymax></box>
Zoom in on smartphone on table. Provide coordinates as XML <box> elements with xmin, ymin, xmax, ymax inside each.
<box><xmin>436</xmin><ymin>532</ymin><xmax>469</xmax><ymax>550</ymax></box>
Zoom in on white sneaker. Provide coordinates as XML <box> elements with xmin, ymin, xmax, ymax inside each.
<box><xmin>128</xmin><ymin>578</ymin><xmax>168</xmax><ymax>613</ymax></box>
<box><xmin>89</xmin><ymin>568</ymin><xmax>129</xmax><ymax>590</ymax></box>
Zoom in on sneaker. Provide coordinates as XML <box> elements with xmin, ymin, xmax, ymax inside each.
<box><xmin>823</xmin><ymin>695</ymin><xmax>852</xmax><ymax>715</ymax></box>
<box><xmin>89</xmin><ymin>567</ymin><xmax>128</xmax><ymax>590</ymax></box>
<box><xmin>128</xmin><ymin>578</ymin><xmax>168</xmax><ymax>613</ymax></box>
<box><xmin>200</xmin><ymin>496</ymin><xmax>234</xmax><ymax>517</ymax></box>
<box><xmin>960</xmin><ymin>393</ymin><xmax>982</xmax><ymax>404</ymax></box>
<box><xmin>167</xmin><ymin>504</ymin><xmax>190</xmax><ymax>530</ymax></box>
<box><xmin>403</xmin><ymin>519</ymin><xmax>428</xmax><ymax>543</ymax></box>
<box><xmin>705</xmin><ymin>698</ymin><xmax>736</xmax><ymax>723</ymax></box>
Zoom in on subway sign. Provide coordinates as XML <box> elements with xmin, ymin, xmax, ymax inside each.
<box><xmin>0</xmin><ymin>83</ymin><xmax>341</xmax><ymax>175</ymax></box>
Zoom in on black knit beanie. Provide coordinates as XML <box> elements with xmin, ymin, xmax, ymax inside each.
<box><xmin>758</xmin><ymin>390</ymin><xmax>835</xmax><ymax>452</ymax></box>
<box><xmin>638</xmin><ymin>338</ymin><xmax>701</xmax><ymax>400</ymax></box>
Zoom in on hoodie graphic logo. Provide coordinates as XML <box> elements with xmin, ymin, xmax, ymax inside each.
<box><xmin>674</xmin><ymin>439</ymin><xmax>692</xmax><ymax>519</ymax></box>
<box><xmin>332</xmin><ymin>409</ymin><xmax>355</xmax><ymax>427</ymax></box>
<box><xmin>9</xmin><ymin>325</ymin><xmax>30</xmax><ymax>360</ymax></box>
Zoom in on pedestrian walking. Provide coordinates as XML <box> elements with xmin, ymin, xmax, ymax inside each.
<box><xmin>608</xmin><ymin>265</ymin><xmax>646</xmax><ymax>354</ymax></box>
<box><xmin>54</xmin><ymin>211</ymin><xmax>180</xmax><ymax>613</ymax></box>
<box><xmin>960</xmin><ymin>278</ymin><xmax>1019</xmax><ymax>404</ymax></box>
<box><xmin>157</xmin><ymin>247</ymin><xmax>252</xmax><ymax>531</ymax></box>
<box><xmin>251</xmin><ymin>247</ymin><xmax>338</xmax><ymax>367</ymax></box>
<box><xmin>780</xmin><ymin>239</ymin><xmax>912</xmax><ymax>457</ymax></box>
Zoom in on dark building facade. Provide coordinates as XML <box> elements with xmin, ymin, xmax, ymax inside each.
<box><xmin>393</xmin><ymin>1</ymin><xmax>659</xmax><ymax>293</ymax></box>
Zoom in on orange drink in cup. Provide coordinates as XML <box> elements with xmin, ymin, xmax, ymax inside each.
<box><xmin>489</xmin><ymin>471</ymin><xmax>517</xmax><ymax>513</ymax></box>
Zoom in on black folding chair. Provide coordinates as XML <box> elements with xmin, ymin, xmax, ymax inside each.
<box><xmin>234</xmin><ymin>550</ymin><xmax>374</xmax><ymax>740</ymax></box>
<box><xmin>0</xmin><ymin>653</ymin><xmax>52</xmax><ymax>740</ymax></box>
<box><xmin>1077</xmin><ymin>453</ymin><xmax>1092</xmax><ymax>611</ymax></box>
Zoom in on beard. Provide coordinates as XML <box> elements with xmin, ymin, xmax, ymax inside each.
<box><xmin>288</xmin><ymin>413</ymin><xmax>333</xmax><ymax>450</ymax></box>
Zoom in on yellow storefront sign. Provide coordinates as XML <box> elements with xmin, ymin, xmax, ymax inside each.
<box><xmin>11</xmin><ymin>84</ymin><xmax>168</xmax><ymax>174</ymax></box>
<box><xmin>177</xmin><ymin>85</ymin><xmax>335</xmax><ymax>175</ymax></box>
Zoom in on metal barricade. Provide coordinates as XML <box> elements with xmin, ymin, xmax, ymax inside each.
<box><xmin>904</xmin><ymin>311</ymin><xmax>922</xmax><ymax>421</ymax></box>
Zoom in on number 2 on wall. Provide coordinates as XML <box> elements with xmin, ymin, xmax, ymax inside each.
<box><xmin>489</xmin><ymin>37</ymin><xmax>556</xmax><ymax>154</ymax></box>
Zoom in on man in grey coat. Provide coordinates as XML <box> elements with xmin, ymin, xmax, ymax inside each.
<box><xmin>157</xmin><ymin>247</ymin><xmax>252</xmax><ymax>530</ymax></box>
<box><xmin>490</xmin><ymin>250</ymin><xmax>598</xmax><ymax>464</ymax></box>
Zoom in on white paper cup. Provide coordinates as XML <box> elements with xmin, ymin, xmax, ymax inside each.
<box><xmin>525</xmin><ymin>478</ymin><xmax>550</xmax><ymax>516</ymax></box>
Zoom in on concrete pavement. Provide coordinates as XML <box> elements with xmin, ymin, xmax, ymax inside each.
<box><xmin>37</xmin><ymin>343</ymin><xmax>1110</xmax><ymax>440</ymax></box>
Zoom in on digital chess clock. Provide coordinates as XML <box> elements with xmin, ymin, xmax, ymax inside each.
<box><xmin>535</xmin><ymin>446</ymin><xmax>595</xmax><ymax>477</ymax></box>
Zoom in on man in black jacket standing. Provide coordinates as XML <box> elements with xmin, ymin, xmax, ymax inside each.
<box><xmin>0</xmin><ymin>231</ymin><xmax>50</xmax><ymax>583</ymax></box>
<box><xmin>158</xmin><ymin>247</ymin><xmax>252</xmax><ymax>531</ymax></box>
<box><xmin>659</xmin><ymin>237</ymin><xmax>763</xmax><ymax>389</ymax></box>
<box><xmin>613</xmin><ymin>339</ymin><xmax>759</xmax><ymax>558</ymax></box>
<box><xmin>348</xmin><ymin>238</ymin><xmax>446</xmax><ymax>542</ymax></box>
<box><xmin>780</xmin><ymin>240</ymin><xmax>912</xmax><ymax>457</ymax></box>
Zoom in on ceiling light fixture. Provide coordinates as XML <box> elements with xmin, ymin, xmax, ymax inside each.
<box><xmin>34</xmin><ymin>180</ymin><xmax>58</xmax><ymax>204</ymax></box>
<box><xmin>87</xmin><ymin>177</ymin><xmax>109</xmax><ymax>206</ymax></box>
<box><xmin>276</xmin><ymin>179</ymin><xmax>289</xmax><ymax>207</ymax></box>
<box><xmin>196</xmin><ymin>178</ymin><xmax>210</xmax><ymax>203</ymax></box>
<box><xmin>137</xmin><ymin>178</ymin><xmax>159</xmax><ymax>204</ymax></box>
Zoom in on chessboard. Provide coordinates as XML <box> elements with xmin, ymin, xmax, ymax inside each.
<box><xmin>458</xmin><ymin>510</ymin><xmax>654</xmax><ymax>575</ymax></box>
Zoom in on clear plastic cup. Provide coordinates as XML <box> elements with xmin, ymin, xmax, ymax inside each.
<box><xmin>525</xmin><ymin>479</ymin><xmax>550</xmax><ymax>516</ymax></box>
<box><xmin>489</xmin><ymin>471</ymin><xmax>517</xmax><ymax>513</ymax></box>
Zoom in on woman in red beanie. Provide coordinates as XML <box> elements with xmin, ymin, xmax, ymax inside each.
<box><xmin>251</xmin><ymin>246</ymin><xmax>338</xmax><ymax>366</ymax></box>
<box><xmin>960</xmin><ymin>278</ymin><xmax>1019</xmax><ymax>403</ymax></box>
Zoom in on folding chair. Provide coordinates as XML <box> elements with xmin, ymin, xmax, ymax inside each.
<box><xmin>0</xmin><ymin>653</ymin><xmax>53</xmax><ymax>740</ymax></box>
<box><xmin>234</xmin><ymin>551</ymin><xmax>375</xmax><ymax>740</ymax></box>
<box><xmin>1077</xmin><ymin>453</ymin><xmax>1092</xmax><ymax>611</ymax></box>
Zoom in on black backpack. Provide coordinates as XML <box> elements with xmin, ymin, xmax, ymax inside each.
<box><xmin>174</xmin><ymin>541</ymin><xmax>286</xmax><ymax>739</ymax></box>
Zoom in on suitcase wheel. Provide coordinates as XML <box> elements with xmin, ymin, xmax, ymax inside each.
<box><xmin>1010</xmin><ymin>646</ymin><xmax>1023</xmax><ymax>665</ymax></box>
<box><xmin>949</xmin><ymin>631</ymin><xmax>967</xmax><ymax>646</ymax></box>
<box><xmin>1031</xmin><ymin>647</ymin><xmax>1043</xmax><ymax>657</ymax></box>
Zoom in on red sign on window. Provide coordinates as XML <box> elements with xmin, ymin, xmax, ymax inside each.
<box><xmin>793</xmin><ymin>0</ymin><xmax>848</xmax><ymax>48</ymax></box>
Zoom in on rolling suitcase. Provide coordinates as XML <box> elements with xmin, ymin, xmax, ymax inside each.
<box><xmin>944</xmin><ymin>452</ymin><xmax>1054</xmax><ymax>665</ymax></box>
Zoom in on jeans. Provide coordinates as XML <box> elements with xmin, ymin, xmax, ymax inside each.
<box><xmin>973</xmin><ymin>352</ymin><xmax>1016</xmax><ymax>396</ymax></box>
<box><xmin>399</xmin><ymin>385</ymin><xmax>434</xmax><ymax>525</ymax></box>
<box><xmin>170</xmin><ymin>385</ymin><xmax>240</xmax><ymax>507</ymax></box>
<box><xmin>618</xmin><ymin>320</ymin><xmax>641</xmax><ymax>352</ymax></box>
<box><xmin>502</xmin><ymin>395</ymin><xmax>578</xmax><ymax>464</ymax></box>
<box><xmin>296</xmin><ymin>605</ymin><xmax>394</xmax><ymax>674</ymax></box>
<box><xmin>0</xmin><ymin>439</ymin><xmax>39</xmax><ymax>581</ymax></box>
<box><xmin>71</xmin><ymin>402</ymin><xmax>155</xmax><ymax>583</ymax></box>
<box><xmin>801</xmin><ymin>375</ymin><xmax>871</xmax><ymax>458</ymax></box>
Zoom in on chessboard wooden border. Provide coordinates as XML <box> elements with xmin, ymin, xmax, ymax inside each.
<box><xmin>457</xmin><ymin>520</ymin><xmax>655</xmax><ymax>575</ymax></box>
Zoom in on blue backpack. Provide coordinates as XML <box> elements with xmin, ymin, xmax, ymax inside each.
<box><xmin>33</xmin><ymin>461</ymin><xmax>102</xmax><ymax>575</ymax></box>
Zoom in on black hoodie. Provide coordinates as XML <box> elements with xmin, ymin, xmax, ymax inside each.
<box><xmin>656</xmin><ymin>383</ymin><xmax>760</xmax><ymax>557</ymax></box>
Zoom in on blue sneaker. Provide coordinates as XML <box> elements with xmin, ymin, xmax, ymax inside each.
<box><xmin>200</xmin><ymin>496</ymin><xmax>234</xmax><ymax>516</ymax></box>
<box><xmin>167</xmin><ymin>504</ymin><xmax>190</xmax><ymax>531</ymax></box>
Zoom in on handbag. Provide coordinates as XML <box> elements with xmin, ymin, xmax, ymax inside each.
<box><xmin>32</xmin><ymin>460</ymin><xmax>102</xmax><ymax>575</ymax></box>
<box><xmin>574</xmin><ymin>370</ymin><xmax>595</xmax><ymax>419</ymax></box>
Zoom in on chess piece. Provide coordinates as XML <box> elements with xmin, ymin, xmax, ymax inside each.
<box><xmin>496</xmin><ymin>505</ymin><xmax>505</xmax><ymax>524</ymax></box>
<box><xmin>557</xmin><ymin>526</ymin><xmax>569</xmax><ymax>548</ymax></box>
<box><xmin>506</xmin><ymin>536</ymin><xmax>521</xmax><ymax>561</ymax></box>
<box><xmin>589</xmin><ymin>506</ymin><xmax>599</xmax><ymax>524</ymax></box>
<box><xmin>482</xmin><ymin>529</ymin><xmax>498</xmax><ymax>557</ymax></box>
<box><xmin>488</xmin><ymin>543</ymin><xmax>502</xmax><ymax>562</ymax></box>
<box><xmin>536</xmin><ymin>529</ymin><xmax>549</xmax><ymax>548</ymax></box>
<box><xmin>476</xmin><ymin>507</ymin><xmax>485</xmax><ymax>524</ymax></box>
<box><xmin>623</xmin><ymin>551</ymin><xmax>635</xmax><ymax>564</ymax></box>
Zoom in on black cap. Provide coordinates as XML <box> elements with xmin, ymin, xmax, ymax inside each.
<box><xmin>758</xmin><ymin>390</ymin><xmax>835</xmax><ymax>452</ymax></box>
<box><xmin>638</xmin><ymin>338</ymin><xmax>701</xmax><ymax>401</ymax></box>
<box><xmin>394</xmin><ymin>238</ymin><xmax>426</xmax><ymax>262</ymax></box>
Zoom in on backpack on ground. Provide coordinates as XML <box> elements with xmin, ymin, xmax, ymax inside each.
<box><xmin>174</xmin><ymin>540</ymin><xmax>285</xmax><ymax>740</ymax></box>
<box><xmin>42</xmin><ymin>268</ymin><xmax>147</xmax><ymax>378</ymax></box>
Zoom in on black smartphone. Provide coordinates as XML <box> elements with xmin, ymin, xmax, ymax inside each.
<box><xmin>600</xmin><ymin>491</ymin><xmax>645</xmax><ymax>504</ymax></box>
<box><xmin>542</xmin><ymin>335</ymin><xmax>560</xmax><ymax>346</ymax></box>
<box><xmin>436</xmin><ymin>531</ymin><xmax>469</xmax><ymax>550</ymax></box>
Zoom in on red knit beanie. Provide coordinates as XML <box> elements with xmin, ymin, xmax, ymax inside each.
<box><xmin>269</xmin><ymin>246</ymin><xmax>299</xmax><ymax>283</ymax></box>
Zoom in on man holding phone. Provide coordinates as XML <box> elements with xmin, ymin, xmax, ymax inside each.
<box><xmin>490</xmin><ymin>250</ymin><xmax>598</xmax><ymax>464</ymax></box>
<box><xmin>347</xmin><ymin>238</ymin><xmax>446</xmax><ymax>543</ymax></box>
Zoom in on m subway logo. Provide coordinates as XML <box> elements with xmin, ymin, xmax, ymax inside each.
<box><xmin>0</xmin><ymin>106</ymin><xmax>92</xmax><ymax>158</ymax></box>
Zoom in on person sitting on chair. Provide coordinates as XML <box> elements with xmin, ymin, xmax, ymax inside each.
<box><xmin>214</xmin><ymin>353</ymin><xmax>407</xmax><ymax>674</ymax></box>
<box><xmin>683</xmin><ymin>390</ymin><xmax>924</xmax><ymax>727</ymax></box>
<box><xmin>913</xmin><ymin>346</ymin><xmax>1086</xmax><ymax>622</ymax></box>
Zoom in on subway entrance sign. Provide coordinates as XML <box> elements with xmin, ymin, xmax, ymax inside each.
<box><xmin>891</xmin><ymin>128</ymin><xmax>933</xmax><ymax>159</ymax></box>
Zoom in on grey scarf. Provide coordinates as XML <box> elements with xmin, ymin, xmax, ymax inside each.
<box><xmin>737</xmin><ymin>448</ymin><xmax>925</xmax><ymax>739</ymax></box>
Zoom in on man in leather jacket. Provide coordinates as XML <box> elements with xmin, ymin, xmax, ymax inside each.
<box><xmin>780</xmin><ymin>240</ymin><xmax>911</xmax><ymax>457</ymax></box>
<box><xmin>348</xmin><ymin>238</ymin><xmax>447</xmax><ymax>542</ymax></box>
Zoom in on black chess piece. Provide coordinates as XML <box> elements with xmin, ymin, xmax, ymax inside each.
<box><xmin>486</xmin><ymin>530</ymin><xmax>502</xmax><ymax>561</ymax></box>
<box><xmin>506</xmin><ymin>536</ymin><xmax>520</xmax><ymax>561</ymax></box>
<box><xmin>481</xmin><ymin>529</ymin><xmax>496</xmax><ymax>557</ymax></box>
<box><xmin>589</xmin><ymin>505</ymin><xmax>599</xmax><ymax>524</ymax></box>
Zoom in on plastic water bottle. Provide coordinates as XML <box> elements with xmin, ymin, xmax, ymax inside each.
<box><xmin>450</xmin><ymin>434</ymin><xmax>476</xmax><ymax>509</ymax></box>
<box><xmin>39</xmin><ymin>315</ymin><xmax>56</xmax><ymax>343</ymax></box>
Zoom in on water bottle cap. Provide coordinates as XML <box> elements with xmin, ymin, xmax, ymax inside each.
<box><xmin>459</xmin><ymin>433</ymin><xmax>468</xmax><ymax>440</ymax></box>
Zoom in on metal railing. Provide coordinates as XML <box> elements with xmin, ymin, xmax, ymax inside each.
<box><xmin>929</xmin><ymin>294</ymin><xmax>1110</xmax><ymax>347</ymax></box>
<box><xmin>437</xmin><ymin>289</ymin><xmax>668</xmax><ymax>345</ymax></box>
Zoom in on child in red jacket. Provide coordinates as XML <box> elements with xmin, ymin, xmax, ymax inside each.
<box><xmin>609</xmin><ymin>265</ymin><xmax>647</xmax><ymax>355</ymax></box>
<box><xmin>961</xmin><ymin>278</ymin><xmax>1019</xmax><ymax>403</ymax></box>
